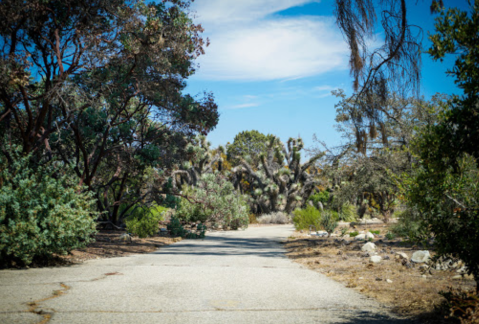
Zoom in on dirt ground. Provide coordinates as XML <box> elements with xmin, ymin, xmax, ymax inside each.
<box><xmin>284</xmin><ymin>222</ymin><xmax>476</xmax><ymax>323</ymax></box>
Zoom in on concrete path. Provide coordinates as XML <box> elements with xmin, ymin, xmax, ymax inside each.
<box><xmin>0</xmin><ymin>225</ymin><xmax>415</xmax><ymax>323</ymax></box>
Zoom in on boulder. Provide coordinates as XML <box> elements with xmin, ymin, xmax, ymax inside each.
<box><xmin>411</xmin><ymin>250</ymin><xmax>431</xmax><ymax>263</ymax></box>
<box><xmin>395</xmin><ymin>252</ymin><xmax>408</xmax><ymax>260</ymax></box>
<box><xmin>369</xmin><ymin>255</ymin><xmax>382</xmax><ymax>263</ymax></box>
<box><xmin>386</xmin><ymin>279</ymin><xmax>393</xmax><ymax>283</ymax></box>
<box><xmin>361</xmin><ymin>242</ymin><xmax>377</xmax><ymax>252</ymax></box>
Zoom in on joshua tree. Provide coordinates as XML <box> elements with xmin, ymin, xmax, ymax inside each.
<box><xmin>232</xmin><ymin>136</ymin><xmax>323</xmax><ymax>214</ymax></box>
<box><xmin>171</xmin><ymin>135</ymin><xmax>223</xmax><ymax>189</ymax></box>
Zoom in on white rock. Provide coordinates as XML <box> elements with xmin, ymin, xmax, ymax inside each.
<box><xmin>361</xmin><ymin>242</ymin><xmax>377</xmax><ymax>252</ymax></box>
<box><xmin>411</xmin><ymin>250</ymin><xmax>431</xmax><ymax>263</ymax></box>
<box><xmin>386</xmin><ymin>279</ymin><xmax>393</xmax><ymax>283</ymax></box>
<box><xmin>369</xmin><ymin>255</ymin><xmax>382</xmax><ymax>263</ymax></box>
<box><xmin>452</xmin><ymin>275</ymin><xmax>463</xmax><ymax>280</ymax></box>
<box><xmin>355</xmin><ymin>232</ymin><xmax>375</xmax><ymax>241</ymax></box>
<box><xmin>395</xmin><ymin>252</ymin><xmax>408</xmax><ymax>260</ymax></box>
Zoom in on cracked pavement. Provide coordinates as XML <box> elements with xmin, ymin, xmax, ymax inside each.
<box><xmin>0</xmin><ymin>225</ymin><xmax>416</xmax><ymax>323</ymax></box>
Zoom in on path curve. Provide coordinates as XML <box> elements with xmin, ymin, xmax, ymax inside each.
<box><xmin>0</xmin><ymin>225</ymin><xmax>416</xmax><ymax>323</ymax></box>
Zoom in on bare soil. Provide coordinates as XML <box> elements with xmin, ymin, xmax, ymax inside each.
<box><xmin>284</xmin><ymin>223</ymin><xmax>476</xmax><ymax>323</ymax></box>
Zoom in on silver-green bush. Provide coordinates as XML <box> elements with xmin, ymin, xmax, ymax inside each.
<box><xmin>0</xmin><ymin>148</ymin><xmax>98</xmax><ymax>266</ymax></box>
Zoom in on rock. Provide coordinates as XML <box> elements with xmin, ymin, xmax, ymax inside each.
<box><xmin>355</xmin><ymin>232</ymin><xmax>375</xmax><ymax>241</ymax></box>
<box><xmin>358</xmin><ymin>277</ymin><xmax>364</xmax><ymax>280</ymax></box>
<box><xmin>421</xmin><ymin>275</ymin><xmax>427</xmax><ymax>279</ymax></box>
<box><xmin>375</xmin><ymin>277</ymin><xmax>382</xmax><ymax>281</ymax></box>
<box><xmin>456</xmin><ymin>266</ymin><xmax>467</xmax><ymax>274</ymax></box>
<box><xmin>411</xmin><ymin>250</ymin><xmax>430</xmax><ymax>263</ymax></box>
<box><xmin>395</xmin><ymin>252</ymin><xmax>408</xmax><ymax>260</ymax></box>
<box><xmin>370</xmin><ymin>255</ymin><xmax>382</xmax><ymax>263</ymax></box>
<box><xmin>429</xmin><ymin>268</ymin><xmax>436</xmax><ymax>276</ymax></box>
<box><xmin>386</xmin><ymin>279</ymin><xmax>393</xmax><ymax>283</ymax></box>
<box><xmin>362</xmin><ymin>252</ymin><xmax>371</xmax><ymax>258</ymax></box>
<box><xmin>383</xmin><ymin>255</ymin><xmax>390</xmax><ymax>260</ymax></box>
<box><xmin>159</xmin><ymin>228</ymin><xmax>168</xmax><ymax>232</ymax></box>
<box><xmin>361</xmin><ymin>242</ymin><xmax>377</xmax><ymax>252</ymax></box>
<box><xmin>452</xmin><ymin>275</ymin><xmax>463</xmax><ymax>280</ymax></box>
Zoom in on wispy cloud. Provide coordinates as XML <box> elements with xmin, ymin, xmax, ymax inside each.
<box><xmin>191</xmin><ymin>1</ymin><xmax>348</xmax><ymax>81</ymax></box>
<box><xmin>224</xmin><ymin>103</ymin><xmax>260</xmax><ymax>110</ymax></box>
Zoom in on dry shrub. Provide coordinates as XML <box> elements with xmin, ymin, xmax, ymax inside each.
<box><xmin>438</xmin><ymin>288</ymin><xmax>479</xmax><ymax>323</ymax></box>
<box><xmin>257</xmin><ymin>212</ymin><xmax>291</xmax><ymax>224</ymax></box>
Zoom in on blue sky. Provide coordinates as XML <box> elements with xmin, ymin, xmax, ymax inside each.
<box><xmin>185</xmin><ymin>0</ymin><xmax>467</xmax><ymax>150</ymax></box>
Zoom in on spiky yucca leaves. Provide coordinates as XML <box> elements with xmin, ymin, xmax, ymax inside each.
<box><xmin>232</xmin><ymin>136</ymin><xmax>323</xmax><ymax>214</ymax></box>
<box><xmin>171</xmin><ymin>135</ymin><xmax>223</xmax><ymax>189</ymax></box>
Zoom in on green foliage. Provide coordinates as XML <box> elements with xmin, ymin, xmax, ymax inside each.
<box><xmin>349</xmin><ymin>231</ymin><xmax>359</xmax><ymax>237</ymax></box>
<box><xmin>385</xmin><ymin>231</ymin><xmax>396</xmax><ymax>240</ymax></box>
<box><xmin>177</xmin><ymin>173</ymin><xmax>250</xmax><ymax>229</ymax></box>
<box><xmin>320</xmin><ymin>211</ymin><xmax>338</xmax><ymax>235</ymax></box>
<box><xmin>308</xmin><ymin>191</ymin><xmax>330</xmax><ymax>207</ymax></box>
<box><xmin>340</xmin><ymin>227</ymin><xmax>349</xmax><ymax>237</ymax></box>
<box><xmin>293</xmin><ymin>206</ymin><xmax>322</xmax><ymax>231</ymax></box>
<box><xmin>0</xmin><ymin>148</ymin><xmax>98</xmax><ymax>266</ymax></box>
<box><xmin>125</xmin><ymin>204</ymin><xmax>166</xmax><ymax>238</ymax></box>
<box><xmin>390</xmin><ymin>208</ymin><xmax>429</xmax><ymax>242</ymax></box>
<box><xmin>370</xmin><ymin>230</ymin><xmax>380</xmax><ymax>235</ymax></box>
<box><xmin>167</xmin><ymin>217</ymin><xmax>187</xmax><ymax>237</ymax></box>
<box><xmin>227</xmin><ymin>130</ymin><xmax>275</xmax><ymax>167</ymax></box>
<box><xmin>338</xmin><ymin>202</ymin><xmax>358</xmax><ymax>222</ymax></box>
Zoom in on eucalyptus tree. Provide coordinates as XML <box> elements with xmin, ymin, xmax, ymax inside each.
<box><xmin>232</xmin><ymin>136</ymin><xmax>323</xmax><ymax>214</ymax></box>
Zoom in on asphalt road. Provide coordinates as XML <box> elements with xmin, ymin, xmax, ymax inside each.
<box><xmin>0</xmin><ymin>225</ymin><xmax>415</xmax><ymax>323</ymax></box>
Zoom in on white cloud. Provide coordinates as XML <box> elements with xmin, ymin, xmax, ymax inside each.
<box><xmin>224</xmin><ymin>103</ymin><xmax>260</xmax><ymax>110</ymax></box>
<box><xmin>190</xmin><ymin>1</ymin><xmax>348</xmax><ymax>81</ymax></box>
<box><xmin>191</xmin><ymin>0</ymin><xmax>319</xmax><ymax>25</ymax></box>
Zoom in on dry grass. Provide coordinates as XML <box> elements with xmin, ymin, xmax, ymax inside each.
<box><xmin>284</xmin><ymin>223</ymin><xmax>476</xmax><ymax>322</ymax></box>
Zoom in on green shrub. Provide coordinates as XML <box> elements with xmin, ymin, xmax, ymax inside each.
<box><xmin>125</xmin><ymin>204</ymin><xmax>167</xmax><ymax>238</ymax></box>
<box><xmin>0</xmin><ymin>148</ymin><xmax>98</xmax><ymax>266</ymax></box>
<box><xmin>385</xmin><ymin>231</ymin><xmax>396</xmax><ymax>240</ymax></box>
<box><xmin>370</xmin><ymin>230</ymin><xmax>380</xmax><ymax>235</ymax></box>
<box><xmin>320</xmin><ymin>210</ymin><xmax>338</xmax><ymax>235</ymax></box>
<box><xmin>338</xmin><ymin>202</ymin><xmax>358</xmax><ymax>222</ymax></box>
<box><xmin>308</xmin><ymin>191</ymin><xmax>329</xmax><ymax>208</ymax></box>
<box><xmin>176</xmin><ymin>173</ymin><xmax>250</xmax><ymax>229</ymax></box>
<box><xmin>349</xmin><ymin>231</ymin><xmax>359</xmax><ymax>237</ymax></box>
<box><xmin>293</xmin><ymin>206</ymin><xmax>321</xmax><ymax>231</ymax></box>
<box><xmin>167</xmin><ymin>217</ymin><xmax>187</xmax><ymax>237</ymax></box>
<box><xmin>391</xmin><ymin>208</ymin><xmax>429</xmax><ymax>243</ymax></box>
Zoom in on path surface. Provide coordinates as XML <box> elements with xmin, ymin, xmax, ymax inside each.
<box><xmin>0</xmin><ymin>225</ymin><xmax>415</xmax><ymax>323</ymax></box>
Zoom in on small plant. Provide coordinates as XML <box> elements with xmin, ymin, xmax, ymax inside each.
<box><xmin>338</xmin><ymin>202</ymin><xmax>358</xmax><ymax>222</ymax></box>
<box><xmin>248</xmin><ymin>213</ymin><xmax>258</xmax><ymax>224</ymax></box>
<box><xmin>438</xmin><ymin>288</ymin><xmax>479</xmax><ymax>323</ymax></box>
<box><xmin>370</xmin><ymin>230</ymin><xmax>380</xmax><ymax>235</ymax></box>
<box><xmin>349</xmin><ymin>231</ymin><xmax>359</xmax><ymax>237</ymax></box>
<box><xmin>340</xmin><ymin>227</ymin><xmax>349</xmax><ymax>237</ymax></box>
<box><xmin>167</xmin><ymin>217</ymin><xmax>187</xmax><ymax>237</ymax></box>
<box><xmin>385</xmin><ymin>231</ymin><xmax>396</xmax><ymax>240</ymax></box>
<box><xmin>320</xmin><ymin>211</ymin><xmax>338</xmax><ymax>236</ymax></box>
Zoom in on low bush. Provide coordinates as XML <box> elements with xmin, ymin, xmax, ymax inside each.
<box><xmin>257</xmin><ymin>212</ymin><xmax>291</xmax><ymax>224</ymax></box>
<box><xmin>437</xmin><ymin>288</ymin><xmax>479</xmax><ymax>323</ymax></box>
<box><xmin>293</xmin><ymin>206</ymin><xmax>321</xmax><ymax>231</ymax></box>
<box><xmin>125</xmin><ymin>204</ymin><xmax>167</xmax><ymax>238</ymax></box>
<box><xmin>176</xmin><ymin>173</ymin><xmax>250</xmax><ymax>229</ymax></box>
<box><xmin>167</xmin><ymin>217</ymin><xmax>187</xmax><ymax>237</ymax></box>
<box><xmin>320</xmin><ymin>210</ymin><xmax>338</xmax><ymax>235</ymax></box>
<box><xmin>349</xmin><ymin>231</ymin><xmax>359</xmax><ymax>237</ymax></box>
<box><xmin>0</xmin><ymin>148</ymin><xmax>98</xmax><ymax>267</ymax></box>
<box><xmin>370</xmin><ymin>230</ymin><xmax>380</xmax><ymax>235</ymax></box>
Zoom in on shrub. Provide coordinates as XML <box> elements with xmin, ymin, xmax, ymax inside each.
<box><xmin>391</xmin><ymin>208</ymin><xmax>429</xmax><ymax>243</ymax></box>
<box><xmin>257</xmin><ymin>212</ymin><xmax>291</xmax><ymax>224</ymax></box>
<box><xmin>167</xmin><ymin>217</ymin><xmax>187</xmax><ymax>237</ymax></box>
<box><xmin>385</xmin><ymin>231</ymin><xmax>396</xmax><ymax>240</ymax></box>
<box><xmin>370</xmin><ymin>230</ymin><xmax>380</xmax><ymax>235</ymax></box>
<box><xmin>320</xmin><ymin>210</ymin><xmax>338</xmax><ymax>236</ymax></box>
<box><xmin>438</xmin><ymin>288</ymin><xmax>479</xmax><ymax>323</ymax></box>
<box><xmin>0</xmin><ymin>148</ymin><xmax>98</xmax><ymax>267</ymax></box>
<box><xmin>125</xmin><ymin>204</ymin><xmax>167</xmax><ymax>238</ymax></box>
<box><xmin>308</xmin><ymin>191</ymin><xmax>329</xmax><ymax>208</ymax></box>
<box><xmin>293</xmin><ymin>206</ymin><xmax>321</xmax><ymax>231</ymax></box>
<box><xmin>176</xmin><ymin>173</ymin><xmax>249</xmax><ymax>229</ymax></box>
<box><xmin>248</xmin><ymin>213</ymin><xmax>258</xmax><ymax>224</ymax></box>
<box><xmin>349</xmin><ymin>231</ymin><xmax>359</xmax><ymax>237</ymax></box>
<box><xmin>338</xmin><ymin>202</ymin><xmax>358</xmax><ymax>222</ymax></box>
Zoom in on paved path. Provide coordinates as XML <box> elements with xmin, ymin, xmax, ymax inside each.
<box><xmin>0</xmin><ymin>225</ymin><xmax>415</xmax><ymax>323</ymax></box>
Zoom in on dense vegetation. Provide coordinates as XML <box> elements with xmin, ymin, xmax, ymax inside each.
<box><xmin>0</xmin><ymin>0</ymin><xmax>478</xmax><ymax>305</ymax></box>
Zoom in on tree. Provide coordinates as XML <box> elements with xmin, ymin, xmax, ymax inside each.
<box><xmin>227</xmin><ymin>130</ymin><xmax>275</xmax><ymax>168</ymax></box>
<box><xmin>232</xmin><ymin>136</ymin><xmax>323</xmax><ymax>214</ymax></box>
<box><xmin>0</xmin><ymin>0</ymin><xmax>219</xmax><ymax>225</ymax></box>
<box><xmin>402</xmin><ymin>1</ymin><xmax>479</xmax><ymax>293</ymax></box>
